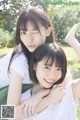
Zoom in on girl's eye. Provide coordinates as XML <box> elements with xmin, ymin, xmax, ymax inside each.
<box><xmin>44</xmin><ymin>66</ymin><xmax>51</xmax><ymax>70</ymax></box>
<box><xmin>20</xmin><ymin>31</ymin><xmax>26</xmax><ymax>35</ymax></box>
<box><xmin>56</xmin><ymin>67</ymin><xmax>62</xmax><ymax>71</ymax></box>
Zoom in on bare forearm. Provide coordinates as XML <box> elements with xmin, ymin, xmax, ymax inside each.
<box><xmin>70</xmin><ymin>39</ymin><xmax>80</xmax><ymax>58</ymax></box>
<box><xmin>65</xmin><ymin>36</ymin><xmax>80</xmax><ymax>58</ymax></box>
<box><xmin>35</xmin><ymin>86</ymin><xmax>66</xmax><ymax>114</ymax></box>
<box><xmin>34</xmin><ymin>96</ymin><xmax>54</xmax><ymax>114</ymax></box>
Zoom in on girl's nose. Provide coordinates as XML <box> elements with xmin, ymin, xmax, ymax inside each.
<box><xmin>27</xmin><ymin>32</ymin><xmax>33</xmax><ymax>42</ymax></box>
<box><xmin>48</xmin><ymin>71</ymin><xmax>56</xmax><ymax>80</ymax></box>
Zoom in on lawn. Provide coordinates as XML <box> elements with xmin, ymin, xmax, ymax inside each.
<box><xmin>62</xmin><ymin>45</ymin><xmax>80</xmax><ymax>79</ymax></box>
<box><xmin>0</xmin><ymin>47</ymin><xmax>13</xmax><ymax>59</ymax></box>
<box><xmin>0</xmin><ymin>46</ymin><xmax>80</xmax><ymax>119</ymax></box>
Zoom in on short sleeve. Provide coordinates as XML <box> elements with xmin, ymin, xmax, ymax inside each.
<box><xmin>10</xmin><ymin>53</ymin><xmax>32</xmax><ymax>84</ymax></box>
<box><xmin>10</xmin><ymin>53</ymin><xmax>28</xmax><ymax>78</ymax></box>
<box><xmin>66</xmin><ymin>82</ymin><xmax>79</xmax><ymax>106</ymax></box>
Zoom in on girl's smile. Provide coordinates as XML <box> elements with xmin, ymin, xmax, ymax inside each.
<box><xmin>35</xmin><ymin>58</ymin><xmax>62</xmax><ymax>88</ymax></box>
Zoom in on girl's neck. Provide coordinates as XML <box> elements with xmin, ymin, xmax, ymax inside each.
<box><xmin>31</xmin><ymin>84</ymin><xmax>43</xmax><ymax>96</ymax></box>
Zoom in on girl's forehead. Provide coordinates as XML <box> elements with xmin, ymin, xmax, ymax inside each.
<box><xmin>20</xmin><ymin>21</ymin><xmax>37</xmax><ymax>30</ymax></box>
<box><xmin>20</xmin><ymin>20</ymin><xmax>44</xmax><ymax>31</ymax></box>
<box><xmin>41</xmin><ymin>56</ymin><xmax>61</xmax><ymax>67</ymax></box>
<box><xmin>40</xmin><ymin>57</ymin><xmax>53</xmax><ymax>64</ymax></box>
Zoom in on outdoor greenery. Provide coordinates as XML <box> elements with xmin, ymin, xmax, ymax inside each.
<box><xmin>0</xmin><ymin>0</ymin><xmax>80</xmax><ymax>47</ymax></box>
<box><xmin>0</xmin><ymin>0</ymin><xmax>80</xmax><ymax>119</ymax></box>
<box><xmin>62</xmin><ymin>45</ymin><xmax>80</xmax><ymax>79</ymax></box>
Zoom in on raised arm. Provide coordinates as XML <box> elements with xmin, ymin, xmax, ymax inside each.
<box><xmin>72</xmin><ymin>78</ymin><xmax>80</xmax><ymax>100</ymax></box>
<box><xmin>64</xmin><ymin>23</ymin><xmax>80</xmax><ymax>58</ymax></box>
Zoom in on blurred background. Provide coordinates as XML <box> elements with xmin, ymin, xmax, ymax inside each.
<box><xmin>0</xmin><ymin>0</ymin><xmax>80</xmax><ymax>118</ymax></box>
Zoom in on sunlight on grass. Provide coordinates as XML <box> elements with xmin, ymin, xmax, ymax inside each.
<box><xmin>62</xmin><ymin>46</ymin><xmax>80</xmax><ymax>68</ymax></box>
<box><xmin>62</xmin><ymin>46</ymin><xmax>80</xmax><ymax>79</ymax></box>
<box><xmin>77</xmin><ymin>102</ymin><xmax>80</xmax><ymax>120</ymax></box>
<box><xmin>0</xmin><ymin>47</ymin><xmax>13</xmax><ymax>58</ymax></box>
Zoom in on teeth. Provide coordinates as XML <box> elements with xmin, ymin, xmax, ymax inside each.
<box><xmin>44</xmin><ymin>79</ymin><xmax>54</xmax><ymax>83</ymax></box>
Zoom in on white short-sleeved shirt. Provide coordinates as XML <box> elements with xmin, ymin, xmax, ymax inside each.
<box><xmin>0</xmin><ymin>44</ymin><xmax>32</xmax><ymax>87</ymax></box>
<box><xmin>21</xmin><ymin>82</ymin><xmax>78</xmax><ymax>120</ymax></box>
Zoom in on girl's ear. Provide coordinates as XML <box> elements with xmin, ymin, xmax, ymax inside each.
<box><xmin>46</xmin><ymin>27</ymin><xmax>52</xmax><ymax>36</ymax></box>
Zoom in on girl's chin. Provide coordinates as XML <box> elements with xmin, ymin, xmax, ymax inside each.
<box><xmin>42</xmin><ymin>84</ymin><xmax>53</xmax><ymax>89</ymax></box>
<box><xmin>27</xmin><ymin>47</ymin><xmax>36</xmax><ymax>52</ymax></box>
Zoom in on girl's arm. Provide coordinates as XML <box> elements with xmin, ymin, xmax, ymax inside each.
<box><xmin>64</xmin><ymin>23</ymin><xmax>80</xmax><ymax>58</ymax></box>
<box><xmin>14</xmin><ymin>89</ymin><xmax>50</xmax><ymax>119</ymax></box>
<box><xmin>7</xmin><ymin>68</ymin><xmax>23</xmax><ymax>105</ymax></box>
<box><xmin>7</xmin><ymin>68</ymin><xmax>24</xmax><ymax>120</ymax></box>
<box><xmin>20</xmin><ymin>89</ymin><xmax>50</xmax><ymax>117</ymax></box>
<box><xmin>72</xmin><ymin>79</ymin><xmax>80</xmax><ymax>100</ymax></box>
<box><xmin>15</xmin><ymin>85</ymin><xmax>65</xmax><ymax>119</ymax></box>
<box><xmin>32</xmin><ymin>85</ymin><xmax>66</xmax><ymax>114</ymax></box>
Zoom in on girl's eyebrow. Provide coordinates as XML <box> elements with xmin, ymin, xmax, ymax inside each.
<box><xmin>20</xmin><ymin>28</ymin><xmax>38</xmax><ymax>31</ymax></box>
<box><xmin>44</xmin><ymin>63</ymin><xmax>52</xmax><ymax>66</ymax></box>
<box><xmin>20</xmin><ymin>28</ymin><xmax>27</xmax><ymax>31</ymax></box>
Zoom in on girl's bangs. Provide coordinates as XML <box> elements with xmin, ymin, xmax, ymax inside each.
<box><xmin>19</xmin><ymin>13</ymin><xmax>40</xmax><ymax>31</ymax></box>
<box><xmin>44</xmin><ymin>54</ymin><xmax>63</xmax><ymax>68</ymax></box>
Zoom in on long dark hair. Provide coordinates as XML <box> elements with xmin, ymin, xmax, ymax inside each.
<box><xmin>29</xmin><ymin>43</ymin><xmax>67</xmax><ymax>85</ymax></box>
<box><xmin>8</xmin><ymin>6</ymin><xmax>55</xmax><ymax>72</ymax></box>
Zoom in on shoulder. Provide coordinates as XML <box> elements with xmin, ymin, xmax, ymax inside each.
<box><xmin>11</xmin><ymin>52</ymin><xmax>28</xmax><ymax>67</ymax></box>
<box><xmin>10</xmin><ymin>52</ymin><xmax>28</xmax><ymax>78</ymax></box>
<box><xmin>66</xmin><ymin>80</ymin><xmax>80</xmax><ymax>100</ymax></box>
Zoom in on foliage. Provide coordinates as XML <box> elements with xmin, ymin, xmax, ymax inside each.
<box><xmin>0</xmin><ymin>28</ymin><xmax>15</xmax><ymax>48</ymax></box>
<box><xmin>47</xmin><ymin>6</ymin><xmax>80</xmax><ymax>42</ymax></box>
<box><xmin>0</xmin><ymin>0</ymin><xmax>80</xmax><ymax>47</ymax></box>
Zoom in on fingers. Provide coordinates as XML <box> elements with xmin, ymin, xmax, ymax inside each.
<box><xmin>53</xmin><ymin>84</ymin><xmax>66</xmax><ymax>97</ymax></box>
<box><xmin>52</xmin><ymin>85</ymin><xmax>58</xmax><ymax>89</ymax></box>
<box><xmin>20</xmin><ymin>102</ymin><xmax>36</xmax><ymax>117</ymax></box>
<box><xmin>61</xmin><ymin>88</ymin><xmax>65</xmax><ymax>94</ymax></box>
<box><xmin>28</xmin><ymin>105</ymin><xmax>32</xmax><ymax>116</ymax></box>
<box><xmin>20</xmin><ymin>102</ymin><xmax>29</xmax><ymax>117</ymax></box>
<box><xmin>32</xmin><ymin>105</ymin><xmax>35</xmax><ymax>115</ymax></box>
<box><xmin>53</xmin><ymin>84</ymin><xmax>64</xmax><ymax>89</ymax></box>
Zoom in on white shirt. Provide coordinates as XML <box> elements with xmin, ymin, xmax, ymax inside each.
<box><xmin>21</xmin><ymin>82</ymin><xmax>78</xmax><ymax>120</ymax></box>
<box><xmin>0</xmin><ymin>44</ymin><xmax>32</xmax><ymax>87</ymax></box>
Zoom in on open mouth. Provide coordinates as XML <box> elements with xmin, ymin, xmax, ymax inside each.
<box><xmin>44</xmin><ymin>79</ymin><xmax>54</xmax><ymax>84</ymax></box>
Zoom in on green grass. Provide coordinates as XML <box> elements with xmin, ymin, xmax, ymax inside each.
<box><xmin>0</xmin><ymin>47</ymin><xmax>12</xmax><ymax>54</ymax></box>
<box><xmin>0</xmin><ymin>47</ymin><xmax>13</xmax><ymax>58</ymax></box>
<box><xmin>0</xmin><ymin>46</ymin><xmax>80</xmax><ymax>119</ymax></box>
<box><xmin>62</xmin><ymin>46</ymin><xmax>80</xmax><ymax>79</ymax></box>
<box><xmin>62</xmin><ymin>46</ymin><xmax>80</xmax><ymax>68</ymax></box>
<box><xmin>77</xmin><ymin>102</ymin><xmax>80</xmax><ymax>120</ymax></box>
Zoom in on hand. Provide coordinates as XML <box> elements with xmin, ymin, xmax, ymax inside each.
<box><xmin>20</xmin><ymin>89</ymin><xmax>50</xmax><ymax>117</ymax></box>
<box><xmin>47</xmin><ymin>84</ymin><xmax>66</xmax><ymax>105</ymax></box>
<box><xmin>65</xmin><ymin>23</ymin><xmax>80</xmax><ymax>44</ymax></box>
